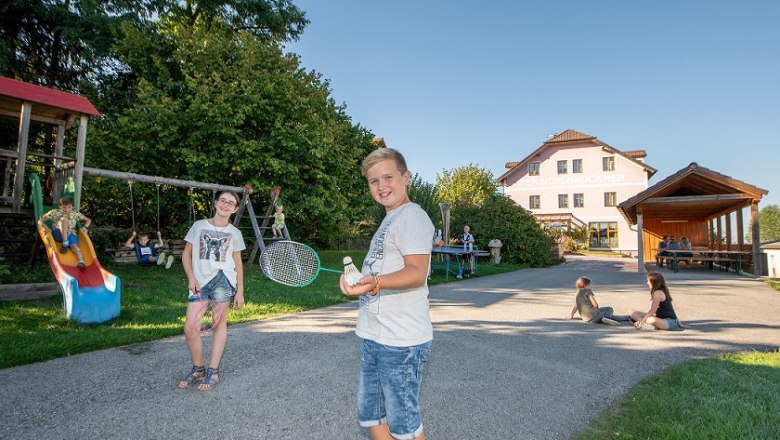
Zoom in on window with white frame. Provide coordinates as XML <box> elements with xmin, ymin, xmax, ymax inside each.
<box><xmin>603</xmin><ymin>156</ymin><xmax>615</xmax><ymax>171</ymax></box>
<box><xmin>572</xmin><ymin>159</ymin><xmax>583</xmax><ymax>173</ymax></box>
<box><xmin>529</xmin><ymin>162</ymin><xmax>540</xmax><ymax>176</ymax></box>
<box><xmin>557</xmin><ymin>160</ymin><xmax>568</xmax><ymax>174</ymax></box>
<box><xmin>558</xmin><ymin>194</ymin><xmax>569</xmax><ymax>208</ymax></box>
<box><xmin>604</xmin><ymin>192</ymin><xmax>617</xmax><ymax>207</ymax></box>
<box><xmin>574</xmin><ymin>193</ymin><xmax>584</xmax><ymax>208</ymax></box>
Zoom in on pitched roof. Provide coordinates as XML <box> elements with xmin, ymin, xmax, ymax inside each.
<box><xmin>497</xmin><ymin>129</ymin><xmax>657</xmax><ymax>183</ymax></box>
<box><xmin>622</xmin><ymin>150</ymin><xmax>647</xmax><ymax>159</ymax></box>
<box><xmin>617</xmin><ymin>162</ymin><xmax>769</xmax><ymax>224</ymax></box>
<box><xmin>0</xmin><ymin>76</ymin><xmax>100</xmax><ymax>117</ymax></box>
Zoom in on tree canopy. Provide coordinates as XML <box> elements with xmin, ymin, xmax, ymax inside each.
<box><xmin>452</xmin><ymin>193</ymin><xmax>553</xmax><ymax>265</ymax></box>
<box><xmin>82</xmin><ymin>9</ymin><xmax>374</xmax><ymax>244</ymax></box>
<box><xmin>760</xmin><ymin>204</ymin><xmax>780</xmax><ymax>243</ymax></box>
<box><xmin>435</xmin><ymin>164</ymin><xmax>496</xmax><ymax>209</ymax></box>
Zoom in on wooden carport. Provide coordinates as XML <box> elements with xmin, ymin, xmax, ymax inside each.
<box><xmin>617</xmin><ymin>162</ymin><xmax>769</xmax><ymax>274</ymax></box>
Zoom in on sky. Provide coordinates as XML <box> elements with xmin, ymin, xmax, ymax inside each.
<box><xmin>285</xmin><ymin>1</ymin><xmax>779</xmax><ymax>207</ymax></box>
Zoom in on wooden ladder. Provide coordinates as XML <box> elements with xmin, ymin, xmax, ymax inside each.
<box><xmin>233</xmin><ymin>188</ymin><xmax>289</xmax><ymax>264</ymax></box>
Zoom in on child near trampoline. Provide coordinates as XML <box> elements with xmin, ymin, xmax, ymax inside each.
<box><xmin>124</xmin><ymin>230</ymin><xmax>174</xmax><ymax>268</ymax></box>
<box><xmin>178</xmin><ymin>190</ymin><xmax>245</xmax><ymax>391</ymax></box>
<box><xmin>37</xmin><ymin>196</ymin><xmax>91</xmax><ymax>270</ymax></box>
<box><xmin>339</xmin><ymin>147</ymin><xmax>434</xmax><ymax>440</ymax></box>
<box><xmin>565</xmin><ymin>276</ymin><xmax>631</xmax><ymax>326</ymax></box>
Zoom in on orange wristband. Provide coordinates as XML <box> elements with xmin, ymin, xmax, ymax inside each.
<box><xmin>369</xmin><ymin>276</ymin><xmax>381</xmax><ymax>296</ymax></box>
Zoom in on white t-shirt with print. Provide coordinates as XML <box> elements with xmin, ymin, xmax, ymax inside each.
<box><xmin>184</xmin><ymin>220</ymin><xmax>246</xmax><ymax>288</ymax></box>
<box><xmin>356</xmin><ymin>202</ymin><xmax>434</xmax><ymax>347</ymax></box>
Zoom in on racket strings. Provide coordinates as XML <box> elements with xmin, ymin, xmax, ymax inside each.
<box><xmin>260</xmin><ymin>241</ymin><xmax>320</xmax><ymax>287</ymax></box>
<box><xmin>193</xmin><ymin>295</ymin><xmax>226</xmax><ymax>333</ymax></box>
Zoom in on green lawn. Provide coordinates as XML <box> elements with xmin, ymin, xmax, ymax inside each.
<box><xmin>577</xmin><ymin>351</ymin><xmax>780</xmax><ymax>440</ymax></box>
<box><xmin>0</xmin><ymin>250</ymin><xmax>526</xmax><ymax>369</ymax></box>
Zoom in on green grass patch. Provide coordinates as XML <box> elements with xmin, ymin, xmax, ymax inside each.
<box><xmin>768</xmin><ymin>279</ymin><xmax>780</xmax><ymax>292</ymax></box>
<box><xmin>0</xmin><ymin>250</ymin><xmax>525</xmax><ymax>369</ymax></box>
<box><xmin>577</xmin><ymin>350</ymin><xmax>780</xmax><ymax>440</ymax></box>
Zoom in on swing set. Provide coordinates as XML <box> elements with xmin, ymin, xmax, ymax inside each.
<box><xmin>83</xmin><ymin>166</ymin><xmax>277</xmax><ymax>263</ymax></box>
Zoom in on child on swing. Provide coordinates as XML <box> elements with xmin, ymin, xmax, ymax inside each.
<box><xmin>124</xmin><ymin>230</ymin><xmax>174</xmax><ymax>269</ymax></box>
<box><xmin>178</xmin><ymin>190</ymin><xmax>245</xmax><ymax>391</ymax></box>
<box><xmin>38</xmin><ymin>196</ymin><xmax>91</xmax><ymax>270</ymax></box>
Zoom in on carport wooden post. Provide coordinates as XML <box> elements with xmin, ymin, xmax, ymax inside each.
<box><xmin>12</xmin><ymin>102</ymin><xmax>31</xmax><ymax>212</ymax></box>
<box><xmin>725</xmin><ymin>214</ymin><xmax>732</xmax><ymax>251</ymax></box>
<box><xmin>751</xmin><ymin>202</ymin><xmax>762</xmax><ymax>275</ymax></box>
<box><xmin>636</xmin><ymin>211</ymin><xmax>644</xmax><ymax>273</ymax></box>
<box><xmin>736</xmin><ymin>208</ymin><xmax>744</xmax><ymax>248</ymax></box>
<box><xmin>716</xmin><ymin>216</ymin><xmax>723</xmax><ymax>250</ymax></box>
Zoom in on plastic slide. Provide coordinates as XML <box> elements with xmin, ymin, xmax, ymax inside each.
<box><xmin>29</xmin><ymin>173</ymin><xmax>121</xmax><ymax>323</ymax></box>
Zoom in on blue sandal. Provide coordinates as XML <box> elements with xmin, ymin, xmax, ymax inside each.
<box><xmin>178</xmin><ymin>365</ymin><xmax>205</xmax><ymax>388</ymax></box>
<box><xmin>198</xmin><ymin>367</ymin><xmax>219</xmax><ymax>391</ymax></box>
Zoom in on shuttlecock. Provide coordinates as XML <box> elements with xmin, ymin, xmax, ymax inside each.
<box><xmin>343</xmin><ymin>256</ymin><xmax>363</xmax><ymax>287</ymax></box>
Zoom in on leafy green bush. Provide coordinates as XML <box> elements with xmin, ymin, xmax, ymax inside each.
<box><xmin>451</xmin><ymin>193</ymin><xmax>553</xmax><ymax>266</ymax></box>
<box><xmin>86</xmin><ymin>227</ymin><xmax>131</xmax><ymax>264</ymax></box>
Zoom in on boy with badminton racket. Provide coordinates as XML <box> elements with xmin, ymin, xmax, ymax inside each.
<box><xmin>178</xmin><ymin>190</ymin><xmax>245</xmax><ymax>391</ymax></box>
<box><xmin>339</xmin><ymin>148</ymin><xmax>435</xmax><ymax>440</ymax></box>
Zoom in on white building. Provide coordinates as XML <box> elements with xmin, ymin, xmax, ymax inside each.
<box><xmin>497</xmin><ymin>129</ymin><xmax>657</xmax><ymax>254</ymax></box>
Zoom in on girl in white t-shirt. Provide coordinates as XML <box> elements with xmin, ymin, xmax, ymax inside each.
<box><xmin>178</xmin><ymin>190</ymin><xmax>245</xmax><ymax>391</ymax></box>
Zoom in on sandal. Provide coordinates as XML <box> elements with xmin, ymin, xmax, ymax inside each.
<box><xmin>178</xmin><ymin>365</ymin><xmax>205</xmax><ymax>388</ymax></box>
<box><xmin>198</xmin><ymin>367</ymin><xmax>219</xmax><ymax>391</ymax></box>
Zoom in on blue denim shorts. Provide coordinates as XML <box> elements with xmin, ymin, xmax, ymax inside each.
<box><xmin>52</xmin><ymin>228</ymin><xmax>78</xmax><ymax>247</ymax></box>
<box><xmin>664</xmin><ymin>318</ymin><xmax>680</xmax><ymax>330</ymax></box>
<box><xmin>358</xmin><ymin>339</ymin><xmax>431</xmax><ymax>439</ymax></box>
<box><xmin>188</xmin><ymin>270</ymin><xmax>236</xmax><ymax>303</ymax></box>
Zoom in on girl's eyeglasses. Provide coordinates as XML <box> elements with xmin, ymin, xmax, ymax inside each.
<box><xmin>217</xmin><ymin>198</ymin><xmax>237</xmax><ymax>207</ymax></box>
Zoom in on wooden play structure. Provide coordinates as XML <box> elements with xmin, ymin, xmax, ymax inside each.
<box><xmin>0</xmin><ymin>76</ymin><xmax>286</xmax><ymax>319</ymax></box>
<box><xmin>0</xmin><ymin>75</ymin><xmax>286</xmax><ymax>263</ymax></box>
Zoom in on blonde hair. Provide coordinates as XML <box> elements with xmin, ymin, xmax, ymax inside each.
<box><xmin>576</xmin><ymin>276</ymin><xmax>591</xmax><ymax>289</ymax></box>
<box><xmin>361</xmin><ymin>148</ymin><xmax>409</xmax><ymax>177</ymax></box>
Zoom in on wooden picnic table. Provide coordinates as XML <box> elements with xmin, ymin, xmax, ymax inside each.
<box><xmin>662</xmin><ymin>249</ymin><xmax>749</xmax><ymax>274</ymax></box>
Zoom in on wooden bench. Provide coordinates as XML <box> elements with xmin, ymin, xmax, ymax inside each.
<box><xmin>668</xmin><ymin>254</ymin><xmax>742</xmax><ymax>275</ymax></box>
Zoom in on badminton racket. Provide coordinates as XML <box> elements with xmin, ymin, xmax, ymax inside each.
<box><xmin>259</xmin><ymin>240</ymin><xmax>354</xmax><ymax>287</ymax></box>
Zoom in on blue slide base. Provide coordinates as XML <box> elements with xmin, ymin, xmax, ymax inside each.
<box><xmin>61</xmin><ymin>273</ymin><xmax>121</xmax><ymax>324</ymax></box>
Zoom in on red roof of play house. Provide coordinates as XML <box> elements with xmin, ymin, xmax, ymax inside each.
<box><xmin>0</xmin><ymin>76</ymin><xmax>100</xmax><ymax>116</ymax></box>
